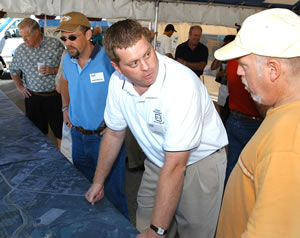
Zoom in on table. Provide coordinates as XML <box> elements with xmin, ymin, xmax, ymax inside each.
<box><xmin>0</xmin><ymin>90</ymin><xmax>139</xmax><ymax>238</ymax></box>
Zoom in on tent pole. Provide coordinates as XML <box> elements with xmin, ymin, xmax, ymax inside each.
<box><xmin>44</xmin><ymin>15</ymin><xmax>47</xmax><ymax>36</ymax></box>
<box><xmin>153</xmin><ymin>0</ymin><xmax>159</xmax><ymax>46</ymax></box>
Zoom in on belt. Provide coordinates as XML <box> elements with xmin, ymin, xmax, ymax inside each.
<box><xmin>230</xmin><ymin>110</ymin><xmax>262</xmax><ymax>121</ymax></box>
<box><xmin>75</xmin><ymin>125</ymin><xmax>106</xmax><ymax>135</ymax></box>
<box><xmin>29</xmin><ymin>89</ymin><xmax>58</xmax><ymax>97</ymax></box>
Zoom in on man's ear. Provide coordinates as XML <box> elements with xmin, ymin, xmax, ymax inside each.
<box><xmin>267</xmin><ymin>59</ymin><xmax>281</xmax><ymax>82</ymax></box>
<box><xmin>86</xmin><ymin>29</ymin><xmax>93</xmax><ymax>41</ymax></box>
<box><xmin>111</xmin><ymin>61</ymin><xmax>122</xmax><ymax>74</ymax></box>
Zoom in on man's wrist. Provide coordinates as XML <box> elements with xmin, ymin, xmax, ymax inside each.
<box><xmin>150</xmin><ymin>224</ymin><xmax>167</xmax><ymax>236</ymax></box>
<box><xmin>62</xmin><ymin>105</ymin><xmax>69</xmax><ymax>112</ymax></box>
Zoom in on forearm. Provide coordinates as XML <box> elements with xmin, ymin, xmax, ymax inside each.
<box><xmin>211</xmin><ymin>59</ymin><xmax>221</xmax><ymax>70</ymax></box>
<box><xmin>60</xmin><ymin>76</ymin><xmax>70</xmax><ymax>107</ymax></box>
<box><xmin>185</xmin><ymin>61</ymin><xmax>207</xmax><ymax>71</ymax></box>
<box><xmin>165</xmin><ymin>53</ymin><xmax>173</xmax><ymax>59</ymax></box>
<box><xmin>151</xmin><ymin>151</ymin><xmax>189</xmax><ymax>230</ymax></box>
<box><xmin>93</xmin><ymin>128</ymin><xmax>126</xmax><ymax>185</ymax></box>
<box><xmin>11</xmin><ymin>74</ymin><xmax>23</xmax><ymax>89</ymax></box>
<box><xmin>10</xmin><ymin>74</ymin><xmax>32</xmax><ymax>98</ymax></box>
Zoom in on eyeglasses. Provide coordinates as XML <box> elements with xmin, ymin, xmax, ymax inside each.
<box><xmin>60</xmin><ymin>34</ymin><xmax>81</xmax><ymax>42</ymax></box>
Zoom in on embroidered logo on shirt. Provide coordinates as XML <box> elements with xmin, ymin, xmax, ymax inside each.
<box><xmin>153</xmin><ymin>109</ymin><xmax>164</xmax><ymax>124</ymax></box>
<box><xmin>148</xmin><ymin>109</ymin><xmax>165</xmax><ymax>135</ymax></box>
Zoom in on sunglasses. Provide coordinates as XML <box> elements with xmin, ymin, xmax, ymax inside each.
<box><xmin>60</xmin><ymin>34</ymin><xmax>81</xmax><ymax>42</ymax></box>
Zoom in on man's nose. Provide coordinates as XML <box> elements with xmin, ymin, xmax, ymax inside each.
<box><xmin>140</xmin><ymin>60</ymin><xmax>149</xmax><ymax>71</ymax></box>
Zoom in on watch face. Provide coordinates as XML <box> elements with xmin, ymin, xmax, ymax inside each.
<box><xmin>157</xmin><ymin>227</ymin><xmax>165</xmax><ymax>235</ymax></box>
<box><xmin>150</xmin><ymin>224</ymin><xmax>166</xmax><ymax>236</ymax></box>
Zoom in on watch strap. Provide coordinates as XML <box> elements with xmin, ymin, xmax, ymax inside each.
<box><xmin>150</xmin><ymin>224</ymin><xmax>167</xmax><ymax>236</ymax></box>
<box><xmin>61</xmin><ymin>105</ymin><xmax>69</xmax><ymax>112</ymax></box>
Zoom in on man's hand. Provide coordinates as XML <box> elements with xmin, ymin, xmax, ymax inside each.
<box><xmin>100</xmin><ymin>127</ymin><xmax>107</xmax><ymax>135</ymax></box>
<box><xmin>63</xmin><ymin>110</ymin><xmax>73</xmax><ymax>128</ymax></box>
<box><xmin>176</xmin><ymin>58</ymin><xmax>185</xmax><ymax>64</ymax></box>
<box><xmin>17</xmin><ymin>86</ymin><xmax>31</xmax><ymax>98</ymax></box>
<box><xmin>38</xmin><ymin>65</ymin><xmax>56</xmax><ymax>76</ymax></box>
<box><xmin>85</xmin><ymin>183</ymin><xmax>105</xmax><ymax>205</ymax></box>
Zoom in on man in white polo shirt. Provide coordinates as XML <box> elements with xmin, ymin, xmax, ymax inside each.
<box><xmin>86</xmin><ymin>19</ymin><xmax>228</xmax><ymax>238</ymax></box>
<box><xmin>155</xmin><ymin>24</ymin><xmax>176</xmax><ymax>58</ymax></box>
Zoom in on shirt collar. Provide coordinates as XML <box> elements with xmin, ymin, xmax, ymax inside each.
<box><xmin>90</xmin><ymin>42</ymin><xmax>101</xmax><ymax>59</ymax></box>
<box><xmin>70</xmin><ymin>42</ymin><xmax>101</xmax><ymax>64</ymax></box>
<box><xmin>70</xmin><ymin>41</ymin><xmax>101</xmax><ymax>61</ymax></box>
<box><xmin>37</xmin><ymin>35</ymin><xmax>46</xmax><ymax>48</ymax></box>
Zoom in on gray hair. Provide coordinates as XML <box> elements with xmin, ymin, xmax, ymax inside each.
<box><xmin>255</xmin><ymin>55</ymin><xmax>300</xmax><ymax>78</ymax></box>
<box><xmin>18</xmin><ymin>18</ymin><xmax>41</xmax><ymax>34</ymax></box>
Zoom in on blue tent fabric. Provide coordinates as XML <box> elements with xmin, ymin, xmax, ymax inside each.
<box><xmin>183</xmin><ymin>0</ymin><xmax>300</xmax><ymax>14</ymax></box>
<box><xmin>0</xmin><ymin>90</ymin><xmax>139</xmax><ymax>237</ymax></box>
<box><xmin>39</xmin><ymin>19</ymin><xmax>114</xmax><ymax>31</ymax></box>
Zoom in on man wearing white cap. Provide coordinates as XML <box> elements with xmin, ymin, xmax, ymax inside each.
<box><xmin>214</xmin><ymin>8</ymin><xmax>300</xmax><ymax>238</ymax></box>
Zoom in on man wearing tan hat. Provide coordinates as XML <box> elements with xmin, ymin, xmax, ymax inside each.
<box><xmin>214</xmin><ymin>8</ymin><xmax>300</xmax><ymax>238</ymax></box>
<box><xmin>57</xmin><ymin>12</ymin><xmax>128</xmax><ymax>218</ymax></box>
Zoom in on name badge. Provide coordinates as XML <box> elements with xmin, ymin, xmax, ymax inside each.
<box><xmin>90</xmin><ymin>72</ymin><xmax>104</xmax><ymax>83</ymax></box>
<box><xmin>149</xmin><ymin>123</ymin><xmax>164</xmax><ymax>135</ymax></box>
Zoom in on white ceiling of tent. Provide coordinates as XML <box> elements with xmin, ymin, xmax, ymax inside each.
<box><xmin>0</xmin><ymin>0</ymin><xmax>297</xmax><ymax>27</ymax></box>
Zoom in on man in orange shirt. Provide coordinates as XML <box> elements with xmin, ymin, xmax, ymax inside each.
<box><xmin>215</xmin><ymin>8</ymin><xmax>300</xmax><ymax>238</ymax></box>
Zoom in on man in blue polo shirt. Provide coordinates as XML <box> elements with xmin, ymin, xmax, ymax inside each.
<box><xmin>175</xmin><ymin>25</ymin><xmax>208</xmax><ymax>77</ymax></box>
<box><xmin>57</xmin><ymin>11</ymin><xmax>128</xmax><ymax>218</ymax></box>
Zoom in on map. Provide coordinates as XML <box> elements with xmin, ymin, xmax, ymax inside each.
<box><xmin>0</xmin><ymin>90</ymin><xmax>138</xmax><ymax>238</ymax></box>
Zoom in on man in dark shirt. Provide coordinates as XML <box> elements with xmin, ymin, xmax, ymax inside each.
<box><xmin>175</xmin><ymin>25</ymin><xmax>208</xmax><ymax>77</ymax></box>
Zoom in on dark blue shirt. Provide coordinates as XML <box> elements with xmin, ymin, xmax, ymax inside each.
<box><xmin>175</xmin><ymin>40</ymin><xmax>208</xmax><ymax>76</ymax></box>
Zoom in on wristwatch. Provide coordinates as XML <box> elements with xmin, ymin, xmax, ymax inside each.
<box><xmin>61</xmin><ymin>105</ymin><xmax>69</xmax><ymax>112</ymax></box>
<box><xmin>150</xmin><ymin>224</ymin><xmax>167</xmax><ymax>236</ymax></box>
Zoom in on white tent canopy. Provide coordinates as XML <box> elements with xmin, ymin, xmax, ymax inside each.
<box><xmin>0</xmin><ymin>0</ymin><xmax>262</xmax><ymax>27</ymax></box>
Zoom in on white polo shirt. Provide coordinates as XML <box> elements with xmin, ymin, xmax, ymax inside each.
<box><xmin>105</xmin><ymin>53</ymin><xmax>228</xmax><ymax>168</ymax></box>
<box><xmin>155</xmin><ymin>34</ymin><xmax>173</xmax><ymax>55</ymax></box>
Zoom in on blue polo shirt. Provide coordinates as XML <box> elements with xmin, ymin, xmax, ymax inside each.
<box><xmin>62</xmin><ymin>43</ymin><xmax>115</xmax><ymax>130</ymax></box>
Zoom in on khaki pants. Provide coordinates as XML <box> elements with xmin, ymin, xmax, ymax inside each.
<box><xmin>136</xmin><ymin>148</ymin><xmax>226</xmax><ymax>238</ymax></box>
<box><xmin>125</xmin><ymin>128</ymin><xmax>145</xmax><ymax>169</ymax></box>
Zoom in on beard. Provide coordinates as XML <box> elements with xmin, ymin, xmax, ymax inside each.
<box><xmin>67</xmin><ymin>46</ymin><xmax>80</xmax><ymax>59</ymax></box>
<box><xmin>250</xmin><ymin>94</ymin><xmax>263</xmax><ymax>104</ymax></box>
<box><xmin>241</xmin><ymin>77</ymin><xmax>250</xmax><ymax>92</ymax></box>
<box><xmin>241</xmin><ymin>77</ymin><xmax>263</xmax><ymax>104</ymax></box>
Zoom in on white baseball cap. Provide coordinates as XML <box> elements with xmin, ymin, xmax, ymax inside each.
<box><xmin>215</xmin><ymin>8</ymin><xmax>300</xmax><ymax>61</ymax></box>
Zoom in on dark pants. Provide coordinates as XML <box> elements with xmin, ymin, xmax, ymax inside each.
<box><xmin>71</xmin><ymin>128</ymin><xmax>129</xmax><ymax>219</ymax></box>
<box><xmin>25</xmin><ymin>93</ymin><xmax>63</xmax><ymax>139</ymax></box>
<box><xmin>224</xmin><ymin>113</ymin><xmax>262</xmax><ymax>185</ymax></box>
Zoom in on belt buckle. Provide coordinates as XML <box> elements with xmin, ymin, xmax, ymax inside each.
<box><xmin>77</xmin><ymin>126</ymin><xmax>86</xmax><ymax>134</ymax></box>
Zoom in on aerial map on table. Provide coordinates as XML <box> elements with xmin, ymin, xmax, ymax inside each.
<box><xmin>0</xmin><ymin>90</ymin><xmax>138</xmax><ymax>238</ymax></box>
